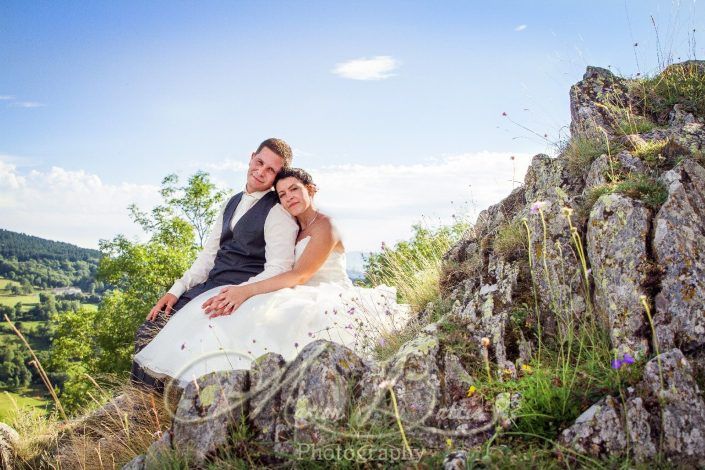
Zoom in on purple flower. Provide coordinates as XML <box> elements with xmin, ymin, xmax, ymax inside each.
<box><xmin>530</xmin><ymin>200</ymin><xmax>549</xmax><ymax>215</ymax></box>
<box><xmin>622</xmin><ymin>353</ymin><xmax>635</xmax><ymax>365</ymax></box>
<box><xmin>294</xmin><ymin>342</ymin><xmax>299</xmax><ymax>348</ymax></box>
<box><xmin>611</xmin><ymin>359</ymin><xmax>623</xmax><ymax>370</ymax></box>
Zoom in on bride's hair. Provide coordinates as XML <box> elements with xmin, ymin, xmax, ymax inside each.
<box><xmin>274</xmin><ymin>167</ymin><xmax>317</xmax><ymax>196</ymax></box>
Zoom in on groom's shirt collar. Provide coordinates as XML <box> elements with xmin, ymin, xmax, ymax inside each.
<box><xmin>243</xmin><ymin>186</ymin><xmax>272</xmax><ymax>200</ymax></box>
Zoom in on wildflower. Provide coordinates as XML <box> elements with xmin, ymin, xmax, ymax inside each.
<box><xmin>378</xmin><ymin>380</ymin><xmax>394</xmax><ymax>390</ymax></box>
<box><xmin>181</xmin><ymin>342</ymin><xmax>186</xmax><ymax>350</ymax></box>
<box><xmin>502</xmin><ymin>112</ymin><xmax>507</xmax><ymax>116</ymax></box>
<box><xmin>530</xmin><ymin>200</ymin><xmax>549</xmax><ymax>214</ymax></box>
<box><xmin>481</xmin><ymin>337</ymin><xmax>491</xmax><ymax>348</ymax></box>
<box><xmin>445</xmin><ymin>438</ymin><xmax>453</xmax><ymax>449</ymax></box>
<box><xmin>611</xmin><ymin>358</ymin><xmax>623</xmax><ymax>369</ymax></box>
<box><xmin>308</xmin><ymin>331</ymin><xmax>313</xmax><ymax>337</ymax></box>
<box><xmin>466</xmin><ymin>385</ymin><xmax>477</xmax><ymax>398</ymax></box>
<box><xmin>622</xmin><ymin>353</ymin><xmax>635</xmax><ymax>365</ymax></box>
<box><xmin>378</xmin><ymin>337</ymin><xmax>387</xmax><ymax>347</ymax></box>
<box><xmin>561</xmin><ymin>206</ymin><xmax>574</xmax><ymax>217</ymax></box>
<box><xmin>521</xmin><ymin>364</ymin><xmax>533</xmax><ymax>374</ymax></box>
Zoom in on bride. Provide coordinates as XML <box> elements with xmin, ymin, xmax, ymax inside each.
<box><xmin>133</xmin><ymin>168</ymin><xmax>410</xmax><ymax>388</ymax></box>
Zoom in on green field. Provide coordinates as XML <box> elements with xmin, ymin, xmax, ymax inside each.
<box><xmin>0</xmin><ymin>279</ymin><xmax>20</xmax><ymax>290</ymax></box>
<box><xmin>0</xmin><ymin>390</ymin><xmax>50</xmax><ymax>423</ymax></box>
<box><xmin>0</xmin><ymin>292</ymin><xmax>39</xmax><ymax>308</ymax></box>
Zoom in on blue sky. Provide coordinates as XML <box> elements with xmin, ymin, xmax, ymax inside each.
<box><xmin>1</xmin><ymin>1</ymin><xmax>703</xmax><ymax>251</ymax></box>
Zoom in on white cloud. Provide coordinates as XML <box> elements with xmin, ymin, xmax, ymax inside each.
<box><xmin>0</xmin><ymin>95</ymin><xmax>14</xmax><ymax>100</ymax></box>
<box><xmin>515</xmin><ymin>24</ymin><xmax>527</xmax><ymax>31</ymax></box>
<box><xmin>0</xmin><ymin>161</ymin><xmax>160</xmax><ymax>248</ymax></box>
<box><xmin>9</xmin><ymin>101</ymin><xmax>45</xmax><ymax>108</ymax></box>
<box><xmin>307</xmin><ymin>151</ymin><xmax>533</xmax><ymax>250</ymax></box>
<box><xmin>1</xmin><ymin>151</ymin><xmax>536</xmax><ymax>253</ymax></box>
<box><xmin>332</xmin><ymin>56</ymin><xmax>400</xmax><ymax>81</ymax></box>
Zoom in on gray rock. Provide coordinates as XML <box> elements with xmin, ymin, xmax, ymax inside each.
<box><xmin>171</xmin><ymin>369</ymin><xmax>249</xmax><ymax>464</ymax></box>
<box><xmin>560</xmin><ymin>349</ymin><xmax>705</xmax><ymax>466</ymax></box>
<box><xmin>121</xmin><ymin>454</ymin><xmax>145</xmax><ymax>470</ymax></box>
<box><xmin>584</xmin><ymin>151</ymin><xmax>648</xmax><ymax>192</ymax></box>
<box><xmin>144</xmin><ymin>431</ymin><xmax>172</xmax><ymax>468</ymax></box>
<box><xmin>569</xmin><ymin>66</ymin><xmax>628</xmax><ymax>137</ymax></box>
<box><xmin>653</xmin><ymin>160</ymin><xmax>705</xmax><ymax>351</ymax></box>
<box><xmin>442</xmin><ymin>352</ymin><xmax>474</xmax><ymax>402</ymax></box>
<box><xmin>442</xmin><ymin>450</ymin><xmax>468</xmax><ymax>470</ymax></box>
<box><xmin>248</xmin><ymin>352</ymin><xmax>286</xmax><ymax>441</ymax></box>
<box><xmin>587</xmin><ymin>193</ymin><xmax>652</xmax><ymax>357</ymax></box>
<box><xmin>276</xmin><ymin>340</ymin><xmax>368</xmax><ymax>446</ymax></box>
<box><xmin>641</xmin><ymin>349</ymin><xmax>705</xmax><ymax>467</ymax></box>
<box><xmin>0</xmin><ymin>423</ymin><xmax>19</xmax><ymax>470</ymax></box>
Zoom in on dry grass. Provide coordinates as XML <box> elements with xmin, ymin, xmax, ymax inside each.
<box><xmin>11</xmin><ymin>384</ymin><xmax>175</xmax><ymax>469</ymax></box>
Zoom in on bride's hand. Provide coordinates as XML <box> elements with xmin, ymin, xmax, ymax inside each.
<box><xmin>202</xmin><ymin>285</ymin><xmax>249</xmax><ymax>318</ymax></box>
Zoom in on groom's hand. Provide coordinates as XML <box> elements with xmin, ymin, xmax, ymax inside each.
<box><xmin>147</xmin><ymin>293</ymin><xmax>178</xmax><ymax>321</ymax></box>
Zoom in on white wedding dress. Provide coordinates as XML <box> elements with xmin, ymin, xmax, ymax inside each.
<box><xmin>134</xmin><ymin>236</ymin><xmax>411</xmax><ymax>387</ymax></box>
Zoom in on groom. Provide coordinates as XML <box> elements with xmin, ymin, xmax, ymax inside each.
<box><xmin>130</xmin><ymin>137</ymin><xmax>299</xmax><ymax>388</ymax></box>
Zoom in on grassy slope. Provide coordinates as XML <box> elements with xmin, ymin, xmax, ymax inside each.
<box><xmin>0</xmin><ymin>390</ymin><xmax>49</xmax><ymax>423</ymax></box>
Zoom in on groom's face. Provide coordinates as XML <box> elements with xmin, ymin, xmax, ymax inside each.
<box><xmin>246</xmin><ymin>147</ymin><xmax>284</xmax><ymax>193</ymax></box>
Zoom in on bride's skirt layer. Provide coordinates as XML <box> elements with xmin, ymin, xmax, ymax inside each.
<box><xmin>133</xmin><ymin>282</ymin><xmax>410</xmax><ymax>387</ymax></box>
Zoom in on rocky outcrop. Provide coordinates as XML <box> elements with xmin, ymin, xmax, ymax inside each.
<box><xmin>653</xmin><ymin>159</ymin><xmax>705</xmax><ymax>352</ymax></box>
<box><xmin>559</xmin><ymin>349</ymin><xmax>705</xmax><ymax>467</ymax></box>
<box><xmin>116</xmin><ymin>62</ymin><xmax>705</xmax><ymax>467</ymax></box>
<box><xmin>172</xmin><ymin>369</ymin><xmax>249</xmax><ymax>463</ymax></box>
<box><xmin>587</xmin><ymin>193</ymin><xmax>652</xmax><ymax>357</ymax></box>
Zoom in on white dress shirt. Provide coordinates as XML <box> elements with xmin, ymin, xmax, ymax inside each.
<box><xmin>167</xmin><ymin>187</ymin><xmax>299</xmax><ymax>299</ymax></box>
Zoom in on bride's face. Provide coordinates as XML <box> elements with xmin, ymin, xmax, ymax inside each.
<box><xmin>276</xmin><ymin>176</ymin><xmax>314</xmax><ymax>217</ymax></box>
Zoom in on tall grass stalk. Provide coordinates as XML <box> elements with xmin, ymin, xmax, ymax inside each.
<box><xmin>4</xmin><ymin>313</ymin><xmax>67</xmax><ymax>421</ymax></box>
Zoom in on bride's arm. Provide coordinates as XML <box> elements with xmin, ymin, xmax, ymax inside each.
<box><xmin>203</xmin><ymin>220</ymin><xmax>339</xmax><ymax>317</ymax></box>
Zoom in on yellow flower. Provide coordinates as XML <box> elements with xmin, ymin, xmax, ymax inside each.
<box><xmin>521</xmin><ymin>364</ymin><xmax>533</xmax><ymax>374</ymax></box>
<box><xmin>446</xmin><ymin>438</ymin><xmax>453</xmax><ymax>449</ymax></box>
<box><xmin>466</xmin><ymin>385</ymin><xmax>477</xmax><ymax>398</ymax></box>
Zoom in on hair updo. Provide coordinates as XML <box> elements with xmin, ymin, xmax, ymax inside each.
<box><xmin>274</xmin><ymin>168</ymin><xmax>317</xmax><ymax>198</ymax></box>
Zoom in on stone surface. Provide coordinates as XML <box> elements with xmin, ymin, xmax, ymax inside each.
<box><xmin>560</xmin><ymin>349</ymin><xmax>705</xmax><ymax>466</ymax></box>
<box><xmin>0</xmin><ymin>423</ymin><xmax>19</xmax><ymax>470</ymax></box>
<box><xmin>248</xmin><ymin>352</ymin><xmax>286</xmax><ymax>441</ymax></box>
<box><xmin>641</xmin><ymin>349</ymin><xmax>705</xmax><ymax>466</ymax></box>
<box><xmin>171</xmin><ymin>369</ymin><xmax>249</xmax><ymax>464</ymax></box>
<box><xmin>653</xmin><ymin>160</ymin><xmax>705</xmax><ymax>351</ymax></box>
<box><xmin>569</xmin><ymin>66</ymin><xmax>628</xmax><ymax>137</ymax></box>
<box><xmin>144</xmin><ymin>431</ymin><xmax>173</xmax><ymax>468</ymax></box>
<box><xmin>276</xmin><ymin>340</ymin><xmax>368</xmax><ymax>446</ymax></box>
<box><xmin>121</xmin><ymin>454</ymin><xmax>145</xmax><ymax>470</ymax></box>
<box><xmin>442</xmin><ymin>451</ymin><xmax>468</xmax><ymax>470</ymax></box>
<box><xmin>587</xmin><ymin>193</ymin><xmax>652</xmax><ymax>357</ymax></box>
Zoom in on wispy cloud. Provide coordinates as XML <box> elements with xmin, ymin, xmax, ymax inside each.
<box><xmin>515</xmin><ymin>24</ymin><xmax>527</xmax><ymax>31</ymax></box>
<box><xmin>0</xmin><ymin>95</ymin><xmax>14</xmax><ymax>100</ymax></box>
<box><xmin>332</xmin><ymin>56</ymin><xmax>400</xmax><ymax>81</ymax></box>
<box><xmin>9</xmin><ymin>101</ymin><xmax>45</xmax><ymax>108</ymax></box>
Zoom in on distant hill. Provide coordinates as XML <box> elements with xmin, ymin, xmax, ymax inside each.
<box><xmin>345</xmin><ymin>251</ymin><xmax>369</xmax><ymax>281</ymax></box>
<box><xmin>0</xmin><ymin>228</ymin><xmax>101</xmax><ymax>290</ymax></box>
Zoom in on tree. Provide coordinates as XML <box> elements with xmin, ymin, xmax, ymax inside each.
<box><xmin>130</xmin><ymin>171</ymin><xmax>227</xmax><ymax>247</ymax></box>
<box><xmin>50</xmin><ymin>171</ymin><xmax>224</xmax><ymax>410</ymax></box>
<box><xmin>0</xmin><ymin>340</ymin><xmax>32</xmax><ymax>388</ymax></box>
<box><xmin>13</xmin><ymin>302</ymin><xmax>22</xmax><ymax>319</ymax></box>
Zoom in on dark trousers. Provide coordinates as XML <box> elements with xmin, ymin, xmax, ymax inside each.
<box><xmin>130</xmin><ymin>281</ymin><xmax>224</xmax><ymax>391</ymax></box>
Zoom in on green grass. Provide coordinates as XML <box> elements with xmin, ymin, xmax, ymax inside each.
<box><xmin>0</xmin><ymin>390</ymin><xmax>50</xmax><ymax>423</ymax></box>
<box><xmin>493</xmin><ymin>220</ymin><xmax>528</xmax><ymax>261</ymax></box>
<box><xmin>630</xmin><ymin>62</ymin><xmax>705</xmax><ymax>120</ymax></box>
<box><xmin>0</xmin><ymin>293</ymin><xmax>39</xmax><ymax>308</ymax></box>
<box><xmin>0</xmin><ymin>278</ymin><xmax>21</xmax><ymax>290</ymax></box>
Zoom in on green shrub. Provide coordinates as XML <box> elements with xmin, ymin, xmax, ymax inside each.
<box><xmin>493</xmin><ymin>221</ymin><xmax>528</xmax><ymax>261</ymax></box>
<box><xmin>364</xmin><ymin>220</ymin><xmax>469</xmax><ymax>313</ymax></box>
<box><xmin>583</xmin><ymin>174</ymin><xmax>668</xmax><ymax>215</ymax></box>
<box><xmin>631</xmin><ymin>62</ymin><xmax>705</xmax><ymax>120</ymax></box>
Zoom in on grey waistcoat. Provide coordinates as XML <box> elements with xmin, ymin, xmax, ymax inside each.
<box><xmin>206</xmin><ymin>191</ymin><xmax>279</xmax><ymax>287</ymax></box>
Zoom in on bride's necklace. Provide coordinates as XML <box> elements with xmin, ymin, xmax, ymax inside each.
<box><xmin>301</xmin><ymin>210</ymin><xmax>319</xmax><ymax>231</ymax></box>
